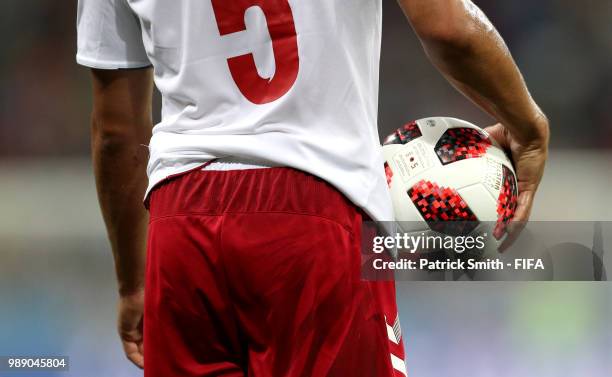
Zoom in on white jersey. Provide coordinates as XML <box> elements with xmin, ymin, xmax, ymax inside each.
<box><xmin>77</xmin><ymin>0</ymin><xmax>393</xmax><ymax>221</ymax></box>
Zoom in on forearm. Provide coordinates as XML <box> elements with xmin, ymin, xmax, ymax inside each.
<box><xmin>90</xmin><ymin>68</ymin><xmax>153</xmax><ymax>296</ymax></box>
<box><xmin>403</xmin><ymin>0</ymin><xmax>549</xmax><ymax>145</ymax></box>
<box><xmin>92</xmin><ymin>124</ymin><xmax>149</xmax><ymax>295</ymax></box>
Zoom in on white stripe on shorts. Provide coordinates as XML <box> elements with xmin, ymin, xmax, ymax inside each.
<box><xmin>202</xmin><ymin>157</ymin><xmax>278</xmax><ymax>171</ymax></box>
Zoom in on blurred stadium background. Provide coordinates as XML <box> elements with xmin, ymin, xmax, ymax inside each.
<box><xmin>1</xmin><ymin>1</ymin><xmax>611</xmax><ymax>376</ymax></box>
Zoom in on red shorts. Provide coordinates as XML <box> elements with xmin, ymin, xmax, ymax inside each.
<box><xmin>145</xmin><ymin>167</ymin><xmax>406</xmax><ymax>377</ymax></box>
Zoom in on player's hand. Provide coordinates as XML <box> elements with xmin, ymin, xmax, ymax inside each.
<box><xmin>485</xmin><ymin>119</ymin><xmax>549</xmax><ymax>251</ymax></box>
<box><xmin>118</xmin><ymin>289</ymin><xmax>145</xmax><ymax>369</ymax></box>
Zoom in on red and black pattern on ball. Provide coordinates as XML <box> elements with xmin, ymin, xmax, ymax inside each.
<box><xmin>384</xmin><ymin>162</ymin><xmax>393</xmax><ymax>188</ymax></box>
<box><xmin>383</xmin><ymin>121</ymin><xmax>422</xmax><ymax>145</ymax></box>
<box><xmin>409</xmin><ymin>180</ymin><xmax>479</xmax><ymax>235</ymax></box>
<box><xmin>493</xmin><ymin>166</ymin><xmax>518</xmax><ymax>240</ymax></box>
<box><xmin>435</xmin><ymin>127</ymin><xmax>492</xmax><ymax>165</ymax></box>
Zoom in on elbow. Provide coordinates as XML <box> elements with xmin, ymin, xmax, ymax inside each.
<box><xmin>415</xmin><ymin>20</ymin><xmax>480</xmax><ymax>53</ymax></box>
<box><xmin>92</xmin><ymin>116</ymin><xmax>123</xmax><ymax>142</ymax></box>
<box><xmin>409</xmin><ymin>1</ymin><xmax>493</xmax><ymax>54</ymax></box>
<box><xmin>90</xmin><ymin>115</ymin><xmax>138</xmax><ymax>155</ymax></box>
<box><xmin>402</xmin><ymin>0</ymin><xmax>495</xmax><ymax>54</ymax></box>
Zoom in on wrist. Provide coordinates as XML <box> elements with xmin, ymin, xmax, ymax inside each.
<box><xmin>525</xmin><ymin>111</ymin><xmax>550</xmax><ymax>149</ymax></box>
<box><xmin>118</xmin><ymin>283</ymin><xmax>144</xmax><ymax>298</ymax></box>
<box><xmin>504</xmin><ymin>109</ymin><xmax>549</xmax><ymax>149</ymax></box>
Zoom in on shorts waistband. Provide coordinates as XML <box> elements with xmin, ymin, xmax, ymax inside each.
<box><xmin>148</xmin><ymin>167</ymin><xmax>360</xmax><ymax>229</ymax></box>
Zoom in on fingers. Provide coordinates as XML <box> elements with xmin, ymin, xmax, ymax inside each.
<box><xmin>120</xmin><ymin>321</ymin><xmax>144</xmax><ymax>369</ymax></box>
<box><xmin>512</xmin><ymin>190</ymin><xmax>533</xmax><ymax>223</ymax></box>
<box><xmin>499</xmin><ymin>190</ymin><xmax>533</xmax><ymax>252</ymax></box>
<box><xmin>122</xmin><ymin>338</ymin><xmax>144</xmax><ymax>369</ymax></box>
<box><xmin>118</xmin><ymin>293</ymin><xmax>145</xmax><ymax>369</ymax></box>
<box><xmin>498</xmin><ymin>220</ymin><xmax>525</xmax><ymax>252</ymax></box>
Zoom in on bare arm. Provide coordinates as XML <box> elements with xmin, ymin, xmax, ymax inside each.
<box><xmin>90</xmin><ymin>67</ymin><xmax>153</xmax><ymax>367</ymax></box>
<box><xmin>398</xmin><ymin>0</ymin><xmax>549</xmax><ymax>246</ymax></box>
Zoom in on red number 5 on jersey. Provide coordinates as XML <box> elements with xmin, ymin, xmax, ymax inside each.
<box><xmin>211</xmin><ymin>0</ymin><xmax>300</xmax><ymax>105</ymax></box>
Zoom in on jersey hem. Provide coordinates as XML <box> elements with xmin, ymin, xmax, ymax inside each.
<box><xmin>76</xmin><ymin>54</ymin><xmax>152</xmax><ymax>70</ymax></box>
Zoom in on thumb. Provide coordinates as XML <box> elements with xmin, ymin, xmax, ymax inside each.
<box><xmin>484</xmin><ymin>123</ymin><xmax>510</xmax><ymax>150</ymax></box>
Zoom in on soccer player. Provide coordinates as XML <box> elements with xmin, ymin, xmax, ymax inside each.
<box><xmin>76</xmin><ymin>0</ymin><xmax>549</xmax><ymax>376</ymax></box>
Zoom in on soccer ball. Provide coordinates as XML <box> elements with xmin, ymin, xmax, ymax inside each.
<box><xmin>382</xmin><ymin>117</ymin><xmax>518</xmax><ymax>248</ymax></box>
